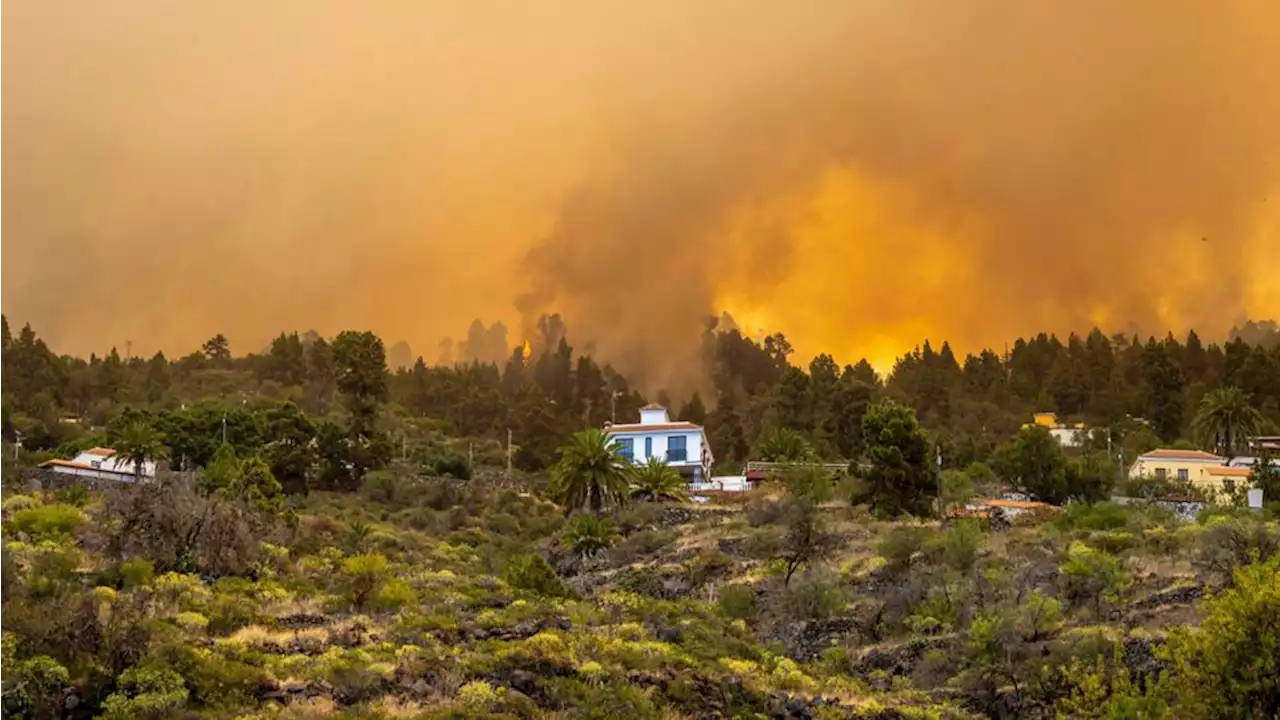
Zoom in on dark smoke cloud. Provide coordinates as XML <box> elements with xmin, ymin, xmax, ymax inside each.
<box><xmin>4</xmin><ymin>1</ymin><xmax>1278</xmax><ymax>381</ymax></box>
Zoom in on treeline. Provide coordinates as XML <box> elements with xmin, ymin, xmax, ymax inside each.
<box><xmin>3</xmin><ymin>314</ymin><xmax>1279</xmax><ymax>484</ymax></box>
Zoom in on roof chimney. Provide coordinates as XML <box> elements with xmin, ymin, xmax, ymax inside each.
<box><xmin>639</xmin><ymin>404</ymin><xmax>669</xmax><ymax>425</ymax></box>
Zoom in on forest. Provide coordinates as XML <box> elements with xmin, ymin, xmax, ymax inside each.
<box><xmin>5</xmin><ymin>314</ymin><xmax>1279</xmax><ymax>481</ymax></box>
<box><xmin>2</xmin><ymin>314</ymin><xmax>1279</xmax><ymax>719</ymax></box>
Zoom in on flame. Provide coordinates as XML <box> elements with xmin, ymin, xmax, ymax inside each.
<box><xmin>521</xmin><ymin>339</ymin><xmax>532</xmax><ymax>361</ymax></box>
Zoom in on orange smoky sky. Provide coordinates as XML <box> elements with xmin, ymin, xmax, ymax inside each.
<box><xmin>4</xmin><ymin>1</ymin><xmax>1279</xmax><ymax>383</ymax></box>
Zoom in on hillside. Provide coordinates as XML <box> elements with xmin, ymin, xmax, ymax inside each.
<box><xmin>3</xmin><ymin>468</ymin><xmax>1277</xmax><ymax>719</ymax></box>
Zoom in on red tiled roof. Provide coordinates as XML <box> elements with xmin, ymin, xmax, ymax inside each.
<box><xmin>1139</xmin><ymin>449</ymin><xmax>1222</xmax><ymax>461</ymax></box>
<box><xmin>641</xmin><ymin>403</ymin><xmax>666</xmax><ymax>410</ymax></box>
<box><xmin>983</xmin><ymin>499</ymin><xmax>1058</xmax><ymax>510</ymax></box>
<box><xmin>40</xmin><ymin>459</ymin><xmax>95</xmax><ymax>469</ymax></box>
<box><xmin>606</xmin><ymin>422</ymin><xmax>700</xmax><ymax>433</ymax></box>
<box><xmin>83</xmin><ymin>447</ymin><xmax>116</xmax><ymax>457</ymax></box>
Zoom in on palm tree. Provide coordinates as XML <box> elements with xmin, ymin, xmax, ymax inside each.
<box><xmin>757</xmin><ymin>427</ymin><xmax>817</xmax><ymax>464</ymax></box>
<box><xmin>1192</xmin><ymin>387</ymin><xmax>1264</xmax><ymax>461</ymax></box>
<box><xmin>112</xmin><ymin>420</ymin><xmax>170</xmax><ymax>482</ymax></box>
<box><xmin>630</xmin><ymin>457</ymin><xmax>689</xmax><ymax>503</ymax></box>
<box><xmin>550</xmin><ymin>429</ymin><xmax>632</xmax><ymax>512</ymax></box>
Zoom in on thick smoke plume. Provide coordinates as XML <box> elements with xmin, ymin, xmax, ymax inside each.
<box><xmin>5</xmin><ymin>1</ymin><xmax>1279</xmax><ymax>384</ymax></box>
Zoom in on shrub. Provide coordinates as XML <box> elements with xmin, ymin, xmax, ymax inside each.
<box><xmin>430</xmin><ymin>450</ymin><xmax>476</xmax><ymax>479</ymax></box>
<box><xmin>717</xmin><ymin>584</ymin><xmax>758</xmax><ymax>620</ymax></box>
<box><xmin>1197</xmin><ymin>517</ymin><xmax>1279</xmax><ymax>580</ymax></box>
<box><xmin>685</xmin><ymin>550</ymin><xmax>734</xmax><ymax>586</ymax></box>
<box><xmin>11</xmin><ymin>655</ymin><xmax>70</xmax><ymax>719</ymax></box>
<box><xmin>52</xmin><ymin>482</ymin><xmax>91</xmax><ymax>508</ymax></box>
<box><xmin>935</xmin><ymin>518</ymin><xmax>982</xmax><ymax>572</ymax></box>
<box><xmin>1163</xmin><ymin>554</ymin><xmax>1280</xmax><ymax>718</ymax></box>
<box><xmin>119</xmin><ymin>558</ymin><xmax>156</xmax><ymax>589</ymax></box>
<box><xmin>1056</xmin><ymin>502</ymin><xmax>1130</xmax><ymax>532</ymax></box>
<box><xmin>1060</xmin><ymin>542</ymin><xmax>1126</xmax><ymax>614</ymax></box>
<box><xmin>458</xmin><ymin>679</ymin><xmax>502</xmax><ymax>708</ymax></box>
<box><xmin>503</xmin><ymin>554</ymin><xmax>572</xmax><ymax>598</ymax></box>
<box><xmin>2</xmin><ymin>494</ymin><xmax>41</xmax><ymax>513</ymax></box>
<box><xmin>877</xmin><ymin>525</ymin><xmax>929</xmax><ymax>575</ymax></box>
<box><xmin>742</xmin><ymin>528</ymin><xmax>782</xmax><ymax>559</ymax></box>
<box><xmin>745</xmin><ymin>495</ymin><xmax>786</xmax><ymax>527</ymax></box>
<box><xmin>785</xmin><ymin>571</ymin><xmax>847</xmax><ymax>621</ymax></box>
<box><xmin>1092</xmin><ymin>530</ymin><xmax>1137</xmax><ymax>554</ymax></box>
<box><xmin>608</xmin><ymin>529</ymin><xmax>674</xmax><ymax>565</ymax></box>
<box><xmin>100</xmin><ymin>665</ymin><xmax>189</xmax><ymax>720</ymax></box>
<box><xmin>340</xmin><ymin>553</ymin><xmax>391</xmax><ymax>611</ymax></box>
<box><xmin>563</xmin><ymin>514</ymin><xmax>620</xmax><ymax>557</ymax></box>
<box><xmin>1015</xmin><ymin>591</ymin><xmax>1063</xmax><ymax>641</ymax></box>
<box><xmin>9</xmin><ymin>504</ymin><xmax>86</xmax><ymax>538</ymax></box>
<box><xmin>22</xmin><ymin>543</ymin><xmax>82</xmax><ymax>598</ymax></box>
<box><xmin>374</xmin><ymin>578</ymin><xmax>416</xmax><ymax>611</ymax></box>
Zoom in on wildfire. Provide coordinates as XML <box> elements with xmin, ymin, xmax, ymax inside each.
<box><xmin>521</xmin><ymin>339</ymin><xmax>532</xmax><ymax>361</ymax></box>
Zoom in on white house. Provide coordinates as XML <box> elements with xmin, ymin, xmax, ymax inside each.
<box><xmin>605</xmin><ymin>404</ymin><xmax>714</xmax><ymax>483</ymax></box>
<box><xmin>1023</xmin><ymin>412</ymin><xmax>1089</xmax><ymax>448</ymax></box>
<box><xmin>39</xmin><ymin>447</ymin><xmax>155</xmax><ymax>482</ymax></box>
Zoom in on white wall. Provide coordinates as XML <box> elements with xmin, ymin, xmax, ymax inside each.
<box><xmin>610</xmin><ymin>429</ymin><xmax>702</xmax><ymax>466</ymax></box>
<box><xmin>1048</xmin><ymin>428</ymin><xmax>1083</xmax><ymax>447</ymax></box>
<box><xmin>47</xmin><ymin>466</ymin><xmax>141</xmax><ymax>483</ymax></box>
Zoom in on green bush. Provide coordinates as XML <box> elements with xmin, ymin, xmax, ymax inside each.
<box><xmin>1015</xmin><ymin>591</ymin><xmax>1064</xmax><ymax>641</ymax></box>
<box><xmin>1056</xmin><ymin>502</ymin><xmax>1130</xmax><ymax>532</ymax></box>
<box><xmin>608</xmin><ymin>529</ymin><xmax>674</xmax><ymax>565</ymax></box>
<box><xmin>11</xmin><ymin>655</ymin><xmax>70</xmax><ymax>719</ymax></box>
<box><xmin>428</xmin><ymin>451</ymin><xmax>471</xmax><ymax>480</ymax></box>
<box><xmin>374</xmin><ymin>577</ymin><xmax>417</xmax><ymax>611</ymax></box>
<box><xmin>100</xmin><ymin>664</ymin><xmax>189</xmax><ymax>720</ymax></box>
<box><xmin>563</xmin><ymin>514</ymin><xmax>620</xmax><ymax>557</ymax></box>
<box><xmin>1163</xmin><ymin>554</ymin><xmax>1280</xmax><ymax>717</ymax></box>
<box><xmin>119</xmin><ymin>558</ymin><xmax>156</xmax><ymax>588</ymax></box>
<box><xmin>1060</xmin><ymin>542</ymin><xmax>1126</xmax><ymax>614</ymax></box>
<box><xmin>717</xmin><ymin>584</ymin><xmax>758</xmax><ymax>620</ymax></box>
<box><xmin>9</xmin><ymin>503</ymin><xmax>86</xmax><ymax>538</ymax></box>
<box><xmin>933</xmin><ymin>519</ymin><xmax>982</xmax><ymax>572</ymax></box>
<box><xmin>340</xmin><ymin>553</ymin><xmax>391</xmax><ymax>611</ymax></box>
<box><xmin>503</xmin><ymin>554</ymin><xmax>572</xmax><ymax>598</ymax></box>
<box><xmin>23</xmin><ymin>544</ymin><xmax>82</xmax><ymax>598</ymax></box>
<box><xmin>877</xmin><ymin>525</ymin><xmax>929</xmax><ymax>574</ymax></box>
<box><xmin>785</xmin><ymin>571</ymin><xmax>847</xmax><ymax>621</ymax></box>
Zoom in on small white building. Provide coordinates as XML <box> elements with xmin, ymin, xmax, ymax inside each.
<box><xmin>1023</xmin><ymin>412</ymin><xmax>1089</xmax><ymax>448</ymax></box>
<box><xmin>605</xmin><ymin>404</ymin><xmax>714</xmax><ymax>483</ymax></box>
<box><xmin>39</xmin><ymin>447</ymin><xmax>155</xmax><ymax>482</ymax></box>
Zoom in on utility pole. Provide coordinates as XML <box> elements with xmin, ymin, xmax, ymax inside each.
<box><xmin>936</xmin><ymin>444</ymin><xmax>943</xmax><ymax>518</ymax></box>
<box><xmin>125</xmin><ymin>339</ymin><xmax>132</xmax><ymax>360</ymax></box>
<box><xmin>468</xmin><ymin>442</ymin><xmax>474</xmax><ymax>470</ymax></box>
<box><xmin>221</xmin><ymin>414</ymin><xmax>228</xmax><ymax>445</ymax></box>
<box><xmin>14</xmin><ymin>431</ymin><xmax>24</xmax><ymax>460</ymax></box>
<box><xmin>506</xmin><ymin>428</ymin><xmax>513</xmax><ymax>475</ymax></box>
<box><xmin>610</xmin><ymin>390</ymin><xmax>621</xmax><ymax>424</ymax></box>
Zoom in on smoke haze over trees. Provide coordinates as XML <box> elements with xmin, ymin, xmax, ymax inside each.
<box><xmin>4</xmin><ymin>1</ymin><xmax>1280</xmax><ymax>387</ymax></box>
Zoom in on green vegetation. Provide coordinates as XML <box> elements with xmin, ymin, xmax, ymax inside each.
<box><xmin>2</xmin><ymin>316</ymin><xmax>1279</xmax><ymax>718</ymax></box>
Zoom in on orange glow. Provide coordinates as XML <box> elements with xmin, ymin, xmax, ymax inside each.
<box><xmin>2</xmin><ymin>1</ymin><xmax>1278</xmax><ymax>384</ymax></box>
<box><xmin>522</xmin><ymin>339</ymin><xmax>533</xmax><ymax>362</ymax></box>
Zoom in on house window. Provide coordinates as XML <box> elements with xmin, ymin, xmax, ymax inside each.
<box><xmin>616</xmin><ymin>438</ymin><xmax>634</xmax><ymax>461</ymax></box>
<box><xmin>644</xmin><ymin>437</ymin><xmax>653</xmax><ymax>459</ymax></box>
<box><xmin>668</xmin><ymin>435</ymin><xmax>687</xmax><ymax>462</ymax></box>
<box><xmin>1177</xmin><ymin>468</ymin><xmax>1189</xmax><ymax>481</ymax></box>
<box><xmin>1154</xmin><ymin>468</ymin><xmax>1167</xmax><ymax>481</ymax></box>
<box><xmin>91</xmin><ymin>460</ymin><xmax>102</xmax><ymax>469</ymax></box>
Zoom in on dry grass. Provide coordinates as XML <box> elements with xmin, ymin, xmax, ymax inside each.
<box><xmin>273</xmin><ymin>696</ymin><xmax>338</xmax><ymax>718</ymax></box>
<box><xmin>371</xmin><ymin>696</ymin><xmax>429</xmax><ymax>718</ymax></box>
